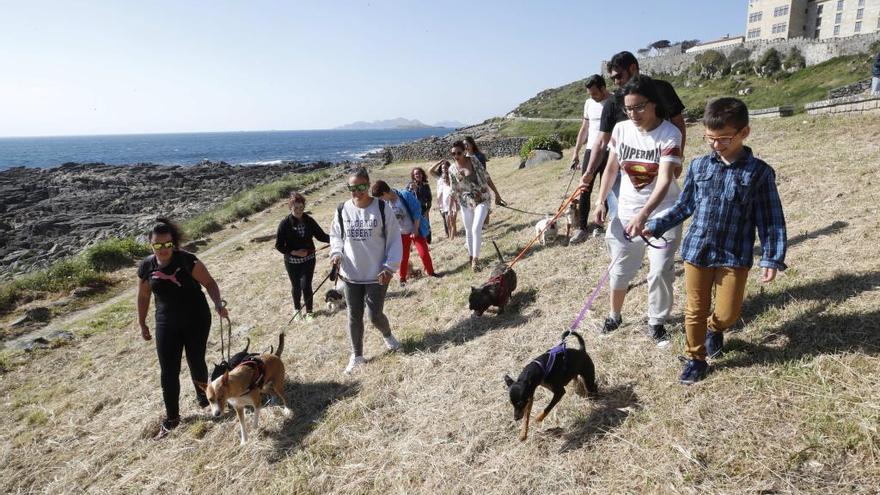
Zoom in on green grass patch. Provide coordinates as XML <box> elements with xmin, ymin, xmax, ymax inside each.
<box><xmin>83</xmin><ymin>237</ymin><xmax>151</xmax><ymax>271</ymax></box>
<box><xmin>72</xmin><ymin>300</ymin><xmax>134</xmax><ymax>337</ymax></box>
<box><xmin>497</xmin><ymin>119</ymin><xmax>581</xmax><ymax>140</ymax></box>
<box><xmin>0</xmin><ymin>258</ymin><xmax>111</xmax><ymax>315</ymax></box>
<box><xmin>182</xmin><ymin>169</ymin><xmax>332</xmax><ymax>239</ymax></box>
<box><xmin>509</xmin><ymin>53</ymin><xmax>874</xmax><ymax>118</ymax></box>
<box><xmin>25</xmin><ymin>409</ymin><xmax>48</xmax><ymax>426</ymax></box>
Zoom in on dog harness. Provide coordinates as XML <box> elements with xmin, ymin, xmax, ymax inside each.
<box><xmin>237</xmin><ymin>356</ymin><xmax>266</xmax><ymax>396</ymax></box>
<box><xmin>486</xmin><ymin>270</ymin><xmax>513</xmax><ymax>308</ymax></box>
<box><xmin>532</xmin><ymin>341</ymin><xmax>566</xmax><ymax>380</ymax></box>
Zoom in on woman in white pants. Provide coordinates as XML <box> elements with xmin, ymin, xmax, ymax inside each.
<box><xmin>448</xmin><ymin>140</ymin><xmax>504</xmax><ymax>270</ymax></box>
<box><xmin>594</xmin><ymin>75</ymin><xmax>683</xmax><ymax>346</ymax></box>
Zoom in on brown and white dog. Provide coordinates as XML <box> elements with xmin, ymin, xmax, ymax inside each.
<box><xmin>198</xmin><ymin>333</ymin><xmax>290</xmax><ymax>444</ymax></box>
<box><xmin>535</xmin><ymin>217</ymin><xmax>558</xmax><ymax>246</ymax></box>
<box><xmin>565</xmin><ymin>201</ymin><xmax>580</xmax><ymax>238</ymax></box>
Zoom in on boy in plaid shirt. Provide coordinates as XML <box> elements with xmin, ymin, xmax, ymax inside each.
<box><xmin>643</xmin><ymin>97</ymin><xmax>787</xmax><ymax>385</ymax></box>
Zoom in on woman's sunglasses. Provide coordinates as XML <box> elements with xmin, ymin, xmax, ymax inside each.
<box><xmin>151</xmin><ymin>241</ymin><xmax>175</xmax><ymax>250</ymax></box>
<box><xmin>347</xmin><ymin>183</ymin><xmax>370</xmax><ymax>192</ymax></box>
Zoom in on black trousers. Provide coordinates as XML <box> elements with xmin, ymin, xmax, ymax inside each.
<box><xmin>155</xmin><ymin>302</ymin><xmax>210</xmax><ymax>420</ymax></box>
<box><xmin>285</xmin><ymin>257</ymin><xmax>316</xmax><ymax>312</ymax></box>
<box><xmin>579</xmin><ymin>148</ymin><xmax>609</xmax><ymax>230</ymax></box>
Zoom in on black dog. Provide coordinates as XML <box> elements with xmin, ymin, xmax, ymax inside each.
<box><xmin>504</xmin><ymin>331</ymin><xmax>598</xmax><ymax>441</ymax></box>
<box><xmin>470</xmin><ymin>242</ymin><xmax>517</xmax><ymax>316</ymax></box>
<box><xmin>210</xmin><ymin>337</ymin><xmax>252</xmax><ymax>382</ymax></box>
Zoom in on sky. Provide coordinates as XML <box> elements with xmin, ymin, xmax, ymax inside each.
<box><xmin>0</xmin><ymin>0</ymin><xmax>744</xmax><ymax>137</ymax></box>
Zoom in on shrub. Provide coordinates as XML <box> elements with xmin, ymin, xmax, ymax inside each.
<box><xmin>784</xmin><ymin>47</ymin><xmax>806</xmax><ymax>71</ymax></box>
<box><xmin>755</xmin><ymin>48</ymin><xmax>783</xmax><ymax>77</ymax></box>
<box><xmin>557</xmin><ymin>128</ymin><xmax>579</xmax><ymax>148</ymax></box>
<box><xmin>728</xmin><ymin>46</ymin><xmax>752</xmax><ymax>64</ymax></box>
<box><xmin>519</xmin><ymin>136</ymin><xmax>562</xmax><ymax>160</ymax></box>
<box><xmin>83</xmin><ymin>238</ymin><xmax>150</xmax><ymax>272</ymax></box>
<box><xmin>869</xmin><ymin>40</ymin><xmax>880</xmax><ymax>55</ymax></box>
<box><xmin>690</xmin><ymin>50</ymin><xmax>731</xmax><ymax>79</ymax></box>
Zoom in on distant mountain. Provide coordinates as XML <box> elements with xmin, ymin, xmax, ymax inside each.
<box><xmin>334</xmin><ymin>118</ymin><xmax>463</xmax><ymax>130</ymax></box>
<box><xmin>432</xmin><ymin>120</ymin><xmax>466</xmax><ymax>129</ymax></box>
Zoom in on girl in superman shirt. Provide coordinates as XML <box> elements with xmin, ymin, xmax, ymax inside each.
<box><xmin>593</xmin><ymin>76</ymin><xmax>684</xmax><ymax>347</ymax></box>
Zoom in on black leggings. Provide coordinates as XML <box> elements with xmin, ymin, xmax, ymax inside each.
<box><xmin>580</xmin><ymin>148</ymin><xmax>609</xmax><ymax>230</ymax></box>
<box><xmin>155</xmin><ymin>306</ymin><xmax>210</xmax><ymax>420</ymax></box>
<box><xmin>285</xmin><ymin>257</ymin><xmax>316</xmax><ymax>312</ymax></box>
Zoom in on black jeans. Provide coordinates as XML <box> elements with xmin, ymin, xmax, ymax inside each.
<box><xmin>155</xmin><ymin>302</ymin><xmax>210</xmax><ymax>420</ymax></box>
<box><xmin>284</xmin><ymin>257</ymin><xmax>316</xmax><ymax>312</ymax></box>
<box><xmin>580</xmin><ymin>148</ymin><xmax>608</xmax><ymax>230</ymax></box>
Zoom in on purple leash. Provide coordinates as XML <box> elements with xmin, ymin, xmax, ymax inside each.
<box><xmin>569</xmin><ymin>250</ymin><xmax>623</xmax><ymax>331</ymax></box>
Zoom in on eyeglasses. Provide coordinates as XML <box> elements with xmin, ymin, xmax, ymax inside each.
<box><xmin>347</xmin><ymin>183</ymin><xmax>370</xmax><ymax>192</ymax></box>
<box><xmin>151</xmin><ymin>241</ymin><xmax>175</xmax><ymax>250</ymax></box>
<box><xmin>702</xmin><ymin>131</ymin><xmax>742</xmax><ymax>146</ymax></box>
<box><xmin>624</xmin><ymin>102</ymin><xmax>650</xmax><ymax>115</ymax></box>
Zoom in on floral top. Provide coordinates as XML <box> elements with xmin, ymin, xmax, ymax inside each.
<box><xmin>449</xmin><ymin>156</ymin><xmax>491</xmax><ymax>209</ymax></box>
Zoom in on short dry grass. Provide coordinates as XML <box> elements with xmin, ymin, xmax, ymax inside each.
<box><xmin>1</xmin><ymin>114</ymin><xmax>879</xmax><ymax>494</ymax></box>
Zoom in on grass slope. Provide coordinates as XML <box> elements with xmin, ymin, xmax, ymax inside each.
<box><xmin>509</xmin><ymin>54</ymin><xmax>875</xmax><ymax>120</ymax></box>
<box><xmin>1</xmin><ymin>115</ymin><xmax>879</xmax><ymax>494</ymax></box>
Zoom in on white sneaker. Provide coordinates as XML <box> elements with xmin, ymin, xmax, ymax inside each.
<box><xmin>383</xmin><ymin>334</ymin><xmax>401</xmax><ymax>351</ymax></box>
<box><xmin>569</xmin><ymin>229</ymin><xmax>588</xmax><ymax>244</ymax></box>
<box><xmin>344</xmin><ymin>355</ymin><xmax>366</xmax><ymax>374</ymax></box>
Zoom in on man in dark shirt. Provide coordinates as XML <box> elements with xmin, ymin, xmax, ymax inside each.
<box><xmin>579</xmin><ymin>51</ymin><xmax>687</xmax><ymax>194</ymax></box>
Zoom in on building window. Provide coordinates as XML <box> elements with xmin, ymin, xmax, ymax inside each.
<box><xmin>774</xmin><ymin>5</ymin><xmax>789</xmax><ymax>16</ymax></box>
<box><xmin>817</xmin><ymin>4</ymin><xmax>824</xmax><ymax>15</ymax></box>
<box><xmin>857</xmin><ymin>8</ymin><xmax>863</xmax><ymax>19</ymax></box>
<box><xmin>815</xmin><ymin>28</ymin><xmax>821</xmax><ymax>37</ymax></box>
<box><xmin>772</xmin><ymin>23</ymin><xmax>788</xmax><ymax>34</ymax></box>
<box><xmin>835</xmin><ymin>12</ymin><xmax>842</xmax><ymax>23</ymax></box>
<box><xmin>748</xmin><ymin>28</ymin><xmax>762</xmax><ymax>39</ymax></box>
<box><xmin>834</xmin><ymin>24</ymin><xmax>841</xmax><ymax>35</ymax></box>
<box><xmin>855</xmin><ymin>20</ymin><xmax>862</xmax><ymax>31</ymax></box>
<box><xmin>837</xmin><ymin>0</ymin><xmax>844</xmax><ymax>11</ymax></box>
<box><xmin>750</xmin><ymin>11</ymin><xmax>763</xmax><ymax>22</ymax></box>
<box><xmin>877</xmin><ymin>16</ymin><xmax>880</xmax><ymax>28</ymax></box>
<box><xmin>816</xmin><ymin>16</ymin><xmax>822</xmax><ymax>26</ymax></box>
<box><xmin>858</xmin><ymin>0</ymin><xmax>864</xmax><ymax>6</ymax></box>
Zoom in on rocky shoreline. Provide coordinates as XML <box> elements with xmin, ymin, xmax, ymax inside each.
<box><xmin>0</xmin><ymin>122</ymin><xmax>525</xmax><ymax>281</ymax></box>
<box><xmin>0</xmin><ymin>159</ymin><xmax>347</xmax><ymax>279</ymax></box>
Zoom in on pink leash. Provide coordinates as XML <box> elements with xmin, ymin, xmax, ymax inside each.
<box><xmin>569</xmin><ymin>250</ymin><xmax>623</xmax><ymax>331</ymax></box>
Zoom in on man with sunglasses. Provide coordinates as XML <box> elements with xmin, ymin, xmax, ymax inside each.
<box><xmin>579</xmin><ymin>51</ymin><xmax>686</xmax><ymax>216</ymax></box>
<box><xmin>330</xmin><ymin>167</ymin><xmax>403</xmax><ymax>374</ymax></box>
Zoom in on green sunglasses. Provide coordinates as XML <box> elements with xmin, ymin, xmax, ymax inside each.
<box><xmin>151</xmin><ymin>241</ymin><xmax>175</xmax><ymax>250</ymax></box>
<box><xmin>347</xmin><ymin>183</ymin><xmax>369</xmax><ymax>192</ymax></box>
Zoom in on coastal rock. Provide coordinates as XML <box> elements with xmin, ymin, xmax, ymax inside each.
<box><xmin>521</xmin><ymin>150</ymin><xmax>562</xmax><ymax>169</ymax></box>
<box><xmin>0</xmin><ymin>159</ymin><xmax>352</xmax><ymax>280</ymax></box>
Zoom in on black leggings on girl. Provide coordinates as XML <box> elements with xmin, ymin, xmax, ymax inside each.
<box><xmin>155</xmin><ymin>308</ymin><xmax>210</xmax><ymax>420</ymax></box>
<box><xmin>285</xmin><ymin>257</ymin><xmax>316</xmax><ymax>312</ymax></box>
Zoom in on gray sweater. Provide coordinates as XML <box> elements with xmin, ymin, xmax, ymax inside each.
<box><xmin>330</xmin><ymin>198</ymin><xmax>402</xmax><ymax>284</ymax></box>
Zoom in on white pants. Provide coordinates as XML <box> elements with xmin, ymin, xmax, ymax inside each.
<box><xmin>872</xmin><ymin>77</ymin><xmax>880</xmax><ymax>96</ymax></box>
<box><xmin>605</xmin><ymin>218</ymin><xmax>683</xmax><ymax>325</ymax></box>
<box><xmin>461</xmin><ymin>202</ymin><xmax>489</xmax><ymax>259</ymax></box>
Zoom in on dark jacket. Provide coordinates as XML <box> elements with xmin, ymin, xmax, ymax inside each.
<box><xmin>873</xmin><ymin>52</ymin><xmax>880</xmax><ymax>78</ymax></box>
<box><xmin>274</xmin><ymin>213</ymin><xmax>330</xmax><ymax>262</ymax></box>
<box><xmin>407</xmin><ymin>180</ymin><xmax>432</xmax><ymax>213</ymax></box>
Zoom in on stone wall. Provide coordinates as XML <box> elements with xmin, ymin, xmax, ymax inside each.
<box><xmin>375</xmin><ymin>136</ymin><xmax>528</xmax><ymax>163</ymax></box>
<box><xmin>828</xmin><ymin>79</ymin><xmax>872</xmax><ymax>99</ymax></box>
<box><xmin>805</xmin><ymin>94</ymin><xmax>880</xmax><ymax>116</ymax></box>
<box><xmin>635</xmin><ymin>31</ymin><xmax>880</xmax><ymax>77</ymax></box>
<box><xmin>749</xmin><ymin>105</ymin><xmax>795</xmax><ymax>119</ymax></box>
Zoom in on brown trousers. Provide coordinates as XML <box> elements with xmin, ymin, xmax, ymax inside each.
<box><xmin>684</xmin><ymin>263</ymin><xmax>750</xmax><ymax>360</ymax></box>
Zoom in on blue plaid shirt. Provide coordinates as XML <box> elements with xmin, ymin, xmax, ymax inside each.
<box><xmin>646</xmin><ymin>147</ymin><xmax>787</xmax><ymax>270</ymax></box>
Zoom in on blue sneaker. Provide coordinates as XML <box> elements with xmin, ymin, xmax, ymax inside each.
<box><xmin>706</xmin><ymin>330</ymin><xmax>724</xmax><ymax>358</ymax></box>
<box><xmin>679</xmin><ymin>359</ymin><xmax>708</xmax><ymax>385</ymax></box>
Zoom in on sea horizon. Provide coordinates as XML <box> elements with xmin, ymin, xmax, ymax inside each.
<box><xmin>0</xmin><ymin>127</ymin><xmax>452</xmax><ymax>170</ymax></box>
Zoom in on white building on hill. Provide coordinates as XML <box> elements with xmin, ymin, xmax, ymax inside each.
<box><xmin>747</xmin><ymin>0</ymin><xmax>880</xmax><ymax>41</ymax></box>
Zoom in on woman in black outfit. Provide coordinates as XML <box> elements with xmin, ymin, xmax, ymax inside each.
<box><xmin>406</xmin><ymin>167</ymin><xmax>432</xmax><ymax>242</ymax></box>
<box><xmin>275</xmin><ymin>191</ymin><xmax>330</xmax><ymax>321</ymax></box>
<box><xmin>137</xmin><ymin>218</ymin><xmax>229</xmax><ymax>440</ymax></box>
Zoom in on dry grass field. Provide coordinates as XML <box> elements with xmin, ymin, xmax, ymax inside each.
<box><xmin>1</xmin><ymin>114</ymin><xmax>879</xmax><ymax>494</ymax></box>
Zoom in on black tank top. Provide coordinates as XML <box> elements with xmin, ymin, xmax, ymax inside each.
<box><xmin>138</xmin><ymin>251</ymin><xmax>207</xmax><ymax>324</ymax></box>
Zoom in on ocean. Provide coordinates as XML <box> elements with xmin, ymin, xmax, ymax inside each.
<box><xmin>0</xmin><ymin>127</ymin><xmax>451</xmax><ymax>170</ymax></box>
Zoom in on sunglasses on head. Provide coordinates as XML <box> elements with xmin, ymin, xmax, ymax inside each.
<box><xmin>347</xmin><ymin>183</ymin><xmax>370</xmax><ymax>192</ymax></box>
<box><xmin>151</xmin><ymin>241</ymin><xmax>175</xmax><ymax>250</ymax></box>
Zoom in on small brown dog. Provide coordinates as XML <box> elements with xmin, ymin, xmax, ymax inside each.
<box><xmin>565</xmin><ymin>200</ymin><xmax>580</xmax><ymax>238</ymax></box>
<box><xmin>198</xmin><ymin>333</ymin><xmax>290</xmax><ymax>444</ymax></box>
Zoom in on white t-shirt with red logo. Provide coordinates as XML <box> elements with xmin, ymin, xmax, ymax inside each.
<box><xmin>610</xmin><ymin>119</ymin><xmax>682</xmax><ymax>224</ymax></box>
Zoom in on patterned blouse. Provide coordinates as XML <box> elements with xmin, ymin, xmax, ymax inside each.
<box><xmin>449</xmin><ymin>156</ymin><xmax>491</xmax><ymax>209</ymax></box>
